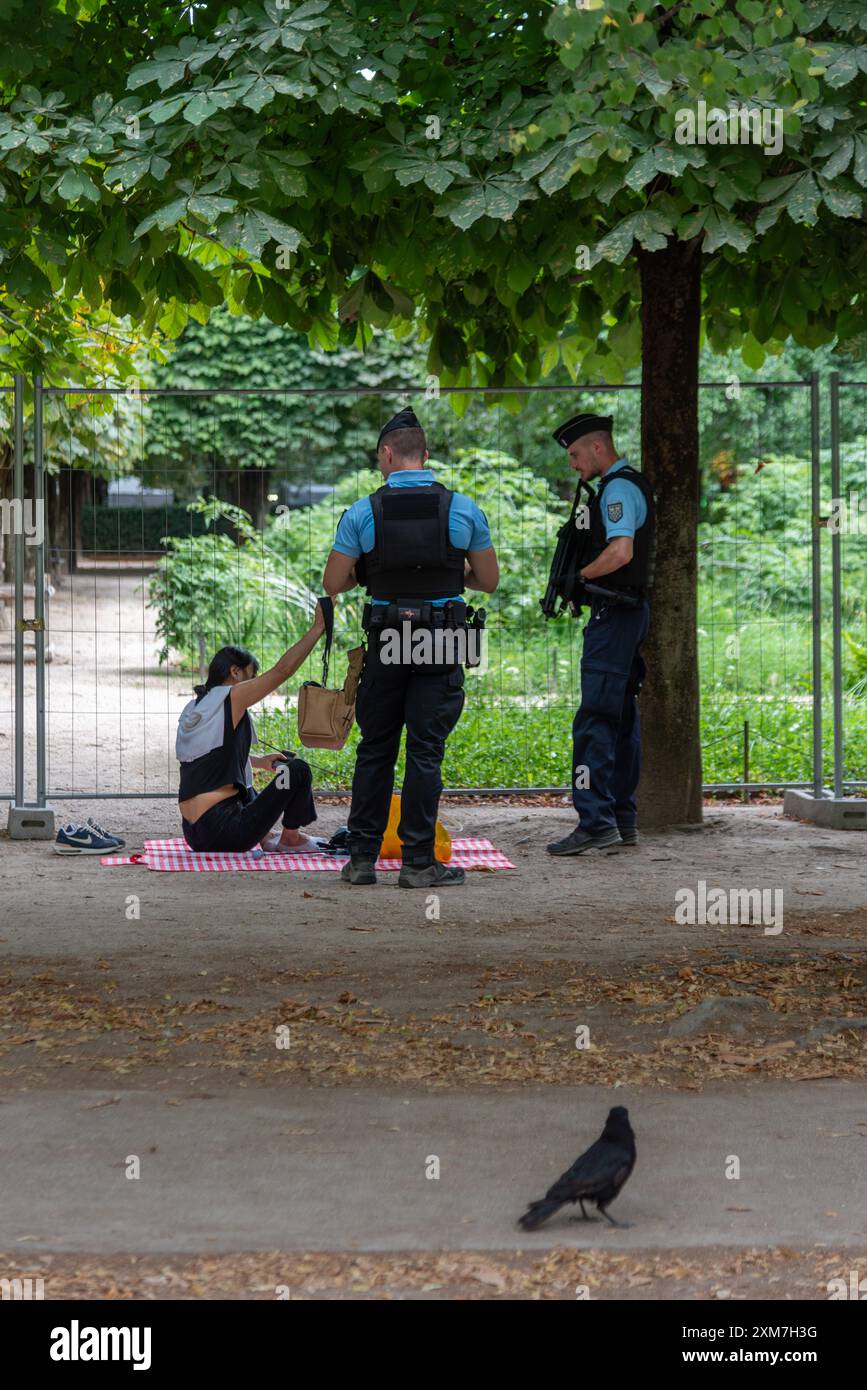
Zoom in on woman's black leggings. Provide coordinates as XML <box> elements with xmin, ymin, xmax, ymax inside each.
<box><xmin>181</xmin><ymin>759</ymin><xmax>316</xmax><ymax>853</ymax></box>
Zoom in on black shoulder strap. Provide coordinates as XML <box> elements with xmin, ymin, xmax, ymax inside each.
<box><xmin>570</xmin><ymin>478</ymin><xmax>594</xmax><ymax>522</ymax></box>
<box><xmin>596</xmin><ymin>469</ymin><xmax>656</xmax><ymax>538</ymax></box>
<box><xmin>370</xmin><ymin>487</ymin><xmax>383</xmax><ymax>534</ymax></box>
<box><xmin>437</xmin><ymin>483</ymin><xmax>453</xmax><ymax>560</ymax></box>
<box><xmin>600</xmin><ymin>464</ymin><xmax>649</xmax><ymax>492</ymax></box>
<box><xmin>318</xmin><ymin>595</ymin><xmax>334</xmax><ymax>686</ymax></box>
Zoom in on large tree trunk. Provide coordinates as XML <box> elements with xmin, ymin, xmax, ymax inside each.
<box><xmin>46</xmin><ymin>471</ymin><xmax>72</xmax><ymax>581</ymax></box>
<box><xmin>637</xmin><ymin>236</ymin><xmax>703</xmax><ymax>827</ymax></box>
<box><xmin>214</xmin><ymin>465</ymin><xmax>273</xmax><ymax>532</ymax></box>
<box><xmin>56</xmin><ymin>469</ymin><xmax>91</xmax><ymax>573</ymax></box>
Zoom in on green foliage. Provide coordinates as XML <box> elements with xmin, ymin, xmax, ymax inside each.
<box><xmin>141</xmin><ymin>308</ymin><xmax>429</xmax><ymax>490</ymax></box>
<box><xmin>844</xmin><ymin>631</ymin><xmax>867</xmax><ymax>700</ymax></box>
<box><xmin>126</xmin><ymin>310</ymin><xmax>858</xmax><ymax>528</ymax></box>
<box><xmin>701</xmin><ymin>446</ymin><xmax>867</xmax><ymax>622</ymax></box>
<box><xmin>266</xmin><ymin>447</ymin><xmax>556</xmax><ymax>629</ymax></box>
<box><xmin>147</xmin><ymin>496</ymin><xmax>317</xmax><ymax>666</ymax></box>
<box><xmin>1</xmin><ymin>0</ymin><xmax>866</xmax><ymax>383</ymax></box>
<box><xmin>80</xmin><ymin>502</ymin><xmax>231</xmax><ymax>552</ymax></box>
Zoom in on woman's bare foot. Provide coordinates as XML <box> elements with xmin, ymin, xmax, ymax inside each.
<box><xmin>260</xmin><ymin>829</ymin><xmax>322</xmax><ymax>854</ymax></box>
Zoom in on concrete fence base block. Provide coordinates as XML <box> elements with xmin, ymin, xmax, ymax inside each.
<box><xmin>783</xmin><ymin>788</ymin><xmax>867</xmax><ymax>830</ymax></box>
<box><xmin>6</xmin><ymin>804</ymin><xmax>56</xmax><ymax>839</ymax></box>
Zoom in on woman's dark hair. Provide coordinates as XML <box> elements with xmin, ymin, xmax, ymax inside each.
<box><xmin>194</xmin><ymin>646</ymin><xmax>258</xmax><ymax>700</ymax></box>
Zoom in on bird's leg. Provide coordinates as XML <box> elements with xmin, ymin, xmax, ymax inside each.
<box><xmin>600</xmin><ymin>1208</ymin><xmax>633</xmax><ymax>1229</ymax></box>
<box><xmin>569</xmin><ymin>1200</ymin><xmax>598</xmax><ymax>1223</ymax></box>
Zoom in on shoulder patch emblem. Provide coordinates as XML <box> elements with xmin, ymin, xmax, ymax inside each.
<box><xmin>607</xmin><ymin>501</ymin><xmax>623</xmax><ymax>523</ymax></box>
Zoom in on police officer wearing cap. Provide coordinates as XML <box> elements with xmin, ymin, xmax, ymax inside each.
<box><xmin>547</xmin><ymin>412</ymin><xmax>655</xmax><ymax>856</ymax></box>
<box><xmin>323</xmin><ymin>409</ymin><xmax>499</xmax><ymax>888</ymax></box>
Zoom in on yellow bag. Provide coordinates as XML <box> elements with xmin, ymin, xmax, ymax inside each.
<box><xmin>380</xmin><ymin>791</ymin><xmax>452</xmax><ymax>862</ymax></box>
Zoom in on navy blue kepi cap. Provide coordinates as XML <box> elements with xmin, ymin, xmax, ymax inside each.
<box><xmin>553</xmin><ymin>412</ymin><xmax>613</xmax><ymax>448</ymax></box>
<box><xmin>377</xmin><ymin>407</ymin><xmax>421</xmax><ymax>449</ymax></box>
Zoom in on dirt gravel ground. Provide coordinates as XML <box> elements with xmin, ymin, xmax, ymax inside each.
<box><xmin>1</xmin><ymin>572</ymin><xmax>866</xmax><ymax>1299</ymax></box>
<box><xmin>3</xmin><ymin>796</ymin><xmax>865</xmax><ymax>969</ymax></box>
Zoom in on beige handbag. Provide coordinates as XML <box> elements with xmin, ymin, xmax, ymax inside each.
<box><xmin>297</xmin><ymin>597</ymin><xmax>365</xmax><ymax>749</ymax></box>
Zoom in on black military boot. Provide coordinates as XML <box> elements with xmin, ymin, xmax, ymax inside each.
<box><xmin>398</xmin><ymin>859</ymin><xmax>466</xmax><ymax>889</ymax></box>
<box><xmin>546</xmin><ymin>826</ymin><xmax>623</xmax><ymax>856</ymax></box>
<box><xmin>340</xmin><ymin>854</ymin><xmax>378</xmax><ymax>885</ymax></box>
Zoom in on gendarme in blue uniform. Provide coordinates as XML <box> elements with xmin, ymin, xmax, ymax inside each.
<box><xmin>334</xmin><ymin>419</ymin><xmax>495</xmax><ymax>876</ymax></box>
<box><xmin>574</xmin><ymin>454</ymin><xmax>652</xmax><ymax>835</ymax></box>
<box><xmin>546</xmin><ymin>411</ymin><xmax>656</xmax><ymax>854</ymax></box>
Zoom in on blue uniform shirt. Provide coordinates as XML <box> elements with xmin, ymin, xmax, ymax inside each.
<box><xmin>600</xmin><ymin>458</ymin><xmax>647</xmax><ymax>541</ymax></box>
<box><xmin>333</xmin><ymin>469</ymin><xmax>492</xmax><ymax>605</ymax></box>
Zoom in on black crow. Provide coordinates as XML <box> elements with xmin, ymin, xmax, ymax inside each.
<box><xmin>518</xmin><ymin>1105</ymin><xmax>636</xmax><ymax>1231</ymax></box>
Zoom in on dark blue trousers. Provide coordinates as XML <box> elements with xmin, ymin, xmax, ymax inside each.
<box><xmin>572</xmin><ymin>600</ymin><xmax>650</xmax><ymax>835</ymax></box>
<box><xmin>348</xmin><ymin>639</ymin><xmax>465</xmax><ymax>864</ymax></box>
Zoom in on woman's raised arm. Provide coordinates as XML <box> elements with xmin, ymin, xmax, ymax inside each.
<box><xmin>230</xmin><ymin>604</ymin><xmax>326</xmax><ymax>723</ymax></box>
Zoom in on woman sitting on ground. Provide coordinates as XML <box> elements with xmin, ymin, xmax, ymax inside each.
<box><xmin>176</xmin><ymin>606</ymin><xmax>325</xmax><ymax>854</ymax></box>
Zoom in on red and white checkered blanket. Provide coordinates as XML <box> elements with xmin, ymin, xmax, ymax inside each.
<box><xmin>101</xmin><ymin>837</ymin><xmax>514</xmax><ymax>873</ymax></box>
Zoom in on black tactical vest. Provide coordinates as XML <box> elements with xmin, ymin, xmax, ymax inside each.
<box><xmin>587</xmin><ymin>465</ymin><xmax>656</xmax><ymax>595</ymax></box>
<box><xmin>354</xmin><ymin>481</ymin><xmax>468</xmax><ymax>601</ymax></box>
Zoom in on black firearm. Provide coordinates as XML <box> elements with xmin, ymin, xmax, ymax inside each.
<box><xmin>540</xmin><ymin>478</ymin><xmax>595</xmax><ymax>619</ymax></box>
<box><xmin>540</xmin><ymin>479</ymin><xmax>640</xmax><ymax>617</ymax></box>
